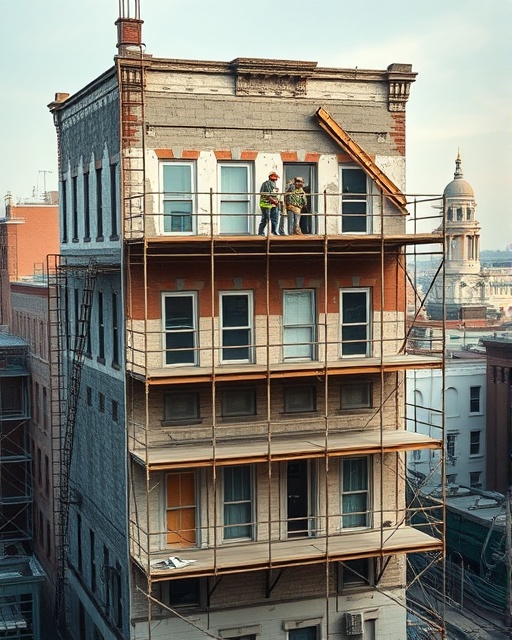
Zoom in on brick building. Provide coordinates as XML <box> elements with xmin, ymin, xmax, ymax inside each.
<box><xmin>481</xmin><ymin>337</ymin><xmax>512</xmax><ymax>493</ymax></box>
<box><xmin>47</xmin><ymin>9</ymin><xmax>444</xmax><ymax>640</ymax></box>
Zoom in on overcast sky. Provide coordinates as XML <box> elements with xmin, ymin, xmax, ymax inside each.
<box><xmin>1</xmin><ymin>0</ymin><xmax>510</xmax><ymax>249</ymax></box>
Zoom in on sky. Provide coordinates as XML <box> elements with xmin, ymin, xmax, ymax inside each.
<box><xmin>1</xmin><ymin>0</ymin><xmax>511</xmax><ymax>249</ymax></box>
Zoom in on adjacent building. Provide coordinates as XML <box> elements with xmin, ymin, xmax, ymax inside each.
<box><xmin>427</xmin><ymin>154</ymin><xmax>512</xmax><ymax>322</ymax></box>
<box><xmin>481</xmin><ymin>337</ymin><xmax>512</xmax><ymax>494</ymax></box>
<box><xmin>47</xmin><ymin>10</ymin><xmax>444</xmax><ymax>640</ymax></box>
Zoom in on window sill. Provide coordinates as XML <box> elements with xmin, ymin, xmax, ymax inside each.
<box><xmin>96</xmin><ymin>357</ymin><xmax>106</xmax><ymax>366</ymax></box>
<box><xmin>96</xmin><ymin>236</ymin><xmax>104</xmax><ymax>242</ymax></box>
<box><xmin>161</xmin><ymin>419</ymin><xmax>203</xmax><ymax>427</ymax></box>
<box><xmin>281</xmin><ymin>410</ymin><xmax>319</xmax><ymax>417</ymax></box>
<box><xmin>220</xmin><ymin>415</ymin><xmax>257</xmax><ymax>423</ymax></box>
<box><xmin>109</xmin><ymin>234</ymin><xmax>119</xmax><ymax>241</ymax></box>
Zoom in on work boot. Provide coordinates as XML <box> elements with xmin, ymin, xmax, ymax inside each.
<box><xmin>294</xmin><ymin>225</ymin><xmax>302</xmax><ymax>235</ymax></box>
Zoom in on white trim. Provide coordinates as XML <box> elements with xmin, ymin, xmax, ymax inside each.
<box><xmin>219</xmin><ymin>290</ymin><xmax>254</xmax><ymax>364</ymax></box>
<box><xmin>339</xmin><ymin>287</ymin><xmax>371</xmax><ymax>358</ymax></box>
<box><xmin>160</xmin><ymin>160</ymin><xmax>196</xmax><ymax>235</ymax></box>
<box><xmin>339</xmin><ymin>165</ymin><xmax>373</xmax><ymax>234</ymax></box>
<box><xmin>161</xmin><ymin>291</ymin><xmax>199</xmax><ymax>367</ymax></box>
<box><xmin>218</xmin><ymin>162</ymin><xmax>254</xmax><ymax>235</ymax></box>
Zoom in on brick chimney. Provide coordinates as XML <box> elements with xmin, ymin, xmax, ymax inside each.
<box><xmin>116</xmin><ymin>17</ymin><xmax>143</xmax><ymax>55</ymax></box>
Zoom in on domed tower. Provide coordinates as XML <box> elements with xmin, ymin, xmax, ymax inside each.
<box><xmin>427</xmin><ymin>153</ymin><xmax>486</xmax><ymax>320</ymax></box>
<box><xmin>444</xmin><ymin>152</ymin><xmax>480</xmax><ymax>276</ymax></box>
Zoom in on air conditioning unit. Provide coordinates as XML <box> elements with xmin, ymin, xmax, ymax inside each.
<box><xmin>345</xmin><ymin>612</ymin><xmax>363</xmax><ymax>636</ymax></box>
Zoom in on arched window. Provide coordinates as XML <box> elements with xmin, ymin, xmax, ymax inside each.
<box><xmin>445</xmin><ymin>387</ymin><xmax>459</xmax><ymax>417</ymax></box>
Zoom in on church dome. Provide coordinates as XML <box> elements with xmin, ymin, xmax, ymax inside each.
<box><xmin>443</xmin><ymin>152</ymin><xmax>474</xmax><ymax>198</ymax></box>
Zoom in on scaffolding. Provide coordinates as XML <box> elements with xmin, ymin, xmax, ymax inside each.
<box><xmin>122</xmin><ymin>187</ymin><xmax>446</xmax><ymax>639</ymax></box>
<box><xmin>47</xmin><ymin>32</ymin><xmax>447</xmax><ymax>638</ymax></box>
<box><xmin>47</xmin><ymin>254</ymin><xmax>121</xmax><ymax>635</ymax></box>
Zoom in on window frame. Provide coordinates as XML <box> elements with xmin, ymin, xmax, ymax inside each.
<box><xmin>340</xmin><ymin>456</ymin><xmax>371</xmax><ymax>530</ymax></box>
<box><xmin>339</xmin><ymin>288</ymin><xmax>372</xmax><ymax>358</ymax></box>
<box><xmin>219</xmin><ymin>290</ymin><xmax>254</xmax><ymax>364</ymax></box>
<box><xmin>339</xmin><ymin>165</ymin><xmax>372</xmax><ymax>234</ymax></box>
<box><xmin>162</xmin><ymin>292</ymin><xmax>199</xmax><ymax>367</ymax></box>
<box><xmin>283</xmin><ymin>385</ymin><xmax>317</xmax><ymax>414</ymax></box>
<box><xmin>218</xmin><ymin>162</ymin><xmax>253</xmax><ymax>235</ymax></box>
<box><xmin>282</xmin><ymin>289</ymin><xmax>317</xmax><ymax>361</ymax></box>
<box><xmin>220</xmin><ymin>388</ymin><xmax>256</xmax><ymax>419</ymax></box>
<box><xmin>162</xmin><ymin>391</ymin><xmax>201</xmax><ymax>425</ymax></box>
<box><xmin>338</xmin><ymin>558</ymin><xmax>375</xmax><ymax>593</ymax></box>
<box><xmin>161</xmin><ymin>161</ymin><xmax>196</xmax><ymax>235</ymax></box>
<box><xmin>340</xmin><ymin>381</ymin><xmax>372</xmax><ymax>410</ymax></box>
<box><xmin>157</xmin><ymin>578</ymin><xmax>205</xmax><ymax>610</ymax></box>
<box><xmin>446</xmin><ymin>433</ymin><xmax>457</xmax><ymax>459</ymax></box>
<box><xmin>469</xmin><ymin>385</ymin><xmax>481</xmax><ymax>414</ymax></box>
<box><xmin>222</xmin><ymin>465</ymin><xmax>254</xmax><ymax>541</ymax></box>
<box><xmin>469</xmin><ymin>430</ymin><xmax>481</xmax><ymax>456</ymax></box>
<box><xmin>469</xmin><ymin>471</ymin><xmax>481</xmax><ymax>488</ymax></box>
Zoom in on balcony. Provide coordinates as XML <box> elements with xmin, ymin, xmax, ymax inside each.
<box><xmin>124</xmin><ymin>190</ymin><xmax>443</xmax><ymax>249</ymax></box>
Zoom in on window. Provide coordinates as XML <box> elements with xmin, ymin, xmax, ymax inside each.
<box><xmin>77</xmin><ymin>513</ymin><xmax>83</xmax><ymax>573</ymax></box>
<box><xmin>84</xmin><ymin>170</ymin><xmax>91</xmax><ymax>240</ymax></box>
<box><xmin>340</xmin><ymin>382</ymin><xmax>372</xmax><ymax>409</ymax></box>
<box><xmin>220</xmin><ymin>292</ymin><xmax>253</xmax><ymax>363</ymax></box>
<box><xmin>44</xmin><ymin>455</ymin><xmax>50</xmax><ymax>496</ymax></box>
<box><xmin>0</xmin><ymin>379</ymin><xmax>24</xmax><ymax>415</ymax></box>
<box><xmin>72</xmin><ymin>175</ymin><xmax>79</xmax><ymax>241</ymax></box>
<box><xmin>61</xmin><ymin>179</ymin><xmax>68</xmax><ymax>243</ymax></box>
<box><xmin>110</xmin><ymin>563</ymin><xmax>123</xmax><ymax>628</ymax></box>
<box><xmin>103</xmin><ymin>545</ymin><xmax>110</xmax><ymax>615</ymax></box>
<box><xmin>446</xmin><ymin>473</ymin><xmax>457</xmax><ymax>484</ymax></box>
<box><xmin>112</xmin><ymin>400</ymin><xmax>119</xmax><ymax>423</ymax></box>
<box><xmin>445</xmin><ymin>387</ymin><xmax>459</xmax><ymax>417</ymax></box>
<box><xmin>284</xmin><ymin>385</ymin><xmax>316</xmax><ymax>413</ymax></box>
<box><xmin>340</xmin><ymin>166</ymin><xmax>370</xmax><ymax>233</ymax></box>
<box><xmin>166</xmin><ymin>472</ymin><xmax>196</xmax><ymax>546</ymax></box>
<box><xmin>98</xmin><ymin>392</ymin><xmax>105</xmax><ymax>413</ymax></box>
<box><xmin>90</xmin><ymin>529</ymin><xmax>96</xmax><ymax>592</ymax></box>
<box><xmin>470</xmin><ymin>471</ymin><xmax>481</xmax><ymax>487</ymax></box>
<box><xmin>74</xmin><ymin>287</ymin><xmax>80</xmax><ymax>346</ymax></box>
<box><xmin>446</xmin><ymin>433</ymin><xmax>457</xmax><ymax>459</ymax></box>
<box><xmin>223</xmin><ymin>465</ymin><xmax>253</xmax><ymax>540</ymax></box>
<box><xmin>341</xmin><ymin>457</ymin><xmax>370</xmax><ymax>529</ymax></box>
<box><xmin>42</xmin><ymin>386</ymin><xmax>48</xmax><ymax>431</ymax></box>
<box><xmin>162</xmin><ymin>162</ymin><xmax>194</xmax><ymax>233</ymax></box>
<box><xmin>340</xmin><ymin>289</ymin><xmax>371</xmax><ymax>357</ymax></box>
<box><xmin>163</xmin><ymin>293</ymin><xmax>198</xmax><ymax>366</ymax></box>
<box><xmin>219</xmin><ymin>163</ymin><xmax>252</xmax><ymax>234</ymax></box>
<box><xmin>34</xmin><ymin>382</ymin><xmax>40</xmax><ymax>425</ymax></box>
<box><xmin>110</xmin><ymin>163</ymin><xmax>118</xmax><ymax>238</ymax></box>
<box><xmin>283</xmin><ymin>162</ymin><xmax>316</xmax><ymax>234</ymax></box>
<box><xmin>470</xmin><ymin>386</ymin><xmax>481</xmax><ymax>413</ymax></box>
<box><xmin>283</xmin><ymin>290</ymin><xmax>316</xmax><ymax>360</ymax></box>
<box><xmin>288</xmin><ymin>627</ymin><xmax>318</xmax><ymax>640</ymax></box>
<box><xmin>158</xmin><ymin>578</ymin><xmax>202</xmax><ymax>609</ymax></box>
<box><xmin>112</xmin><ymin>292</ymin><xmax>120</xmax><ymax>366</ymax></box>
<box><xmin>338</xmin><ymin>558</ymin><xmax>375</xmax><ymax>592</ymax></box>
<box><xmin>221</xmin><ymin>388</ymin><xmax>256</xmax><ymax>418</ymax></box>
<box><xmin>86</xmin><ymin>386</ymin><xmax>92</xmax><ymax>406</ymax></box>
<box><xmin>470</xmin><ymin>431</ymin><xmax>481</xmax><ymax>456</ymax></box>
<box><xmin>96</xmin><ymin>166</ymin><xmax>103</xmax><ymax>239</ymax></box>
<box><xmin>37</xmin><ymin>448</ymin><xmax>42</xmax><ymax>486</ymax></box>
<box><xmin>97</xmin><ymin>291</ymin><xmax>105</xmax><ymax>362</ymax></box>
<box><xmin>163</xmin><ymin>392</ymin><xmax>200</xmax><ymax>424</ymax></box>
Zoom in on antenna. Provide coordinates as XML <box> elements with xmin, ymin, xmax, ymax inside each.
<box><xmin>119</xmin><ymin>0</ymin><xmax>140</xmax><ymax>19</ymax></box>
<box><xmin>38</xmin><ymin>170</ymin><xmax>53</xmax><ymax>197</ymax></box>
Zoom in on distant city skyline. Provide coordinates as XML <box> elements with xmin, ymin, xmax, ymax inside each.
<box><xmin>1</xmin><ymin>0</ymin><xmax>510</xmax><ymax>249</ymax></box>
